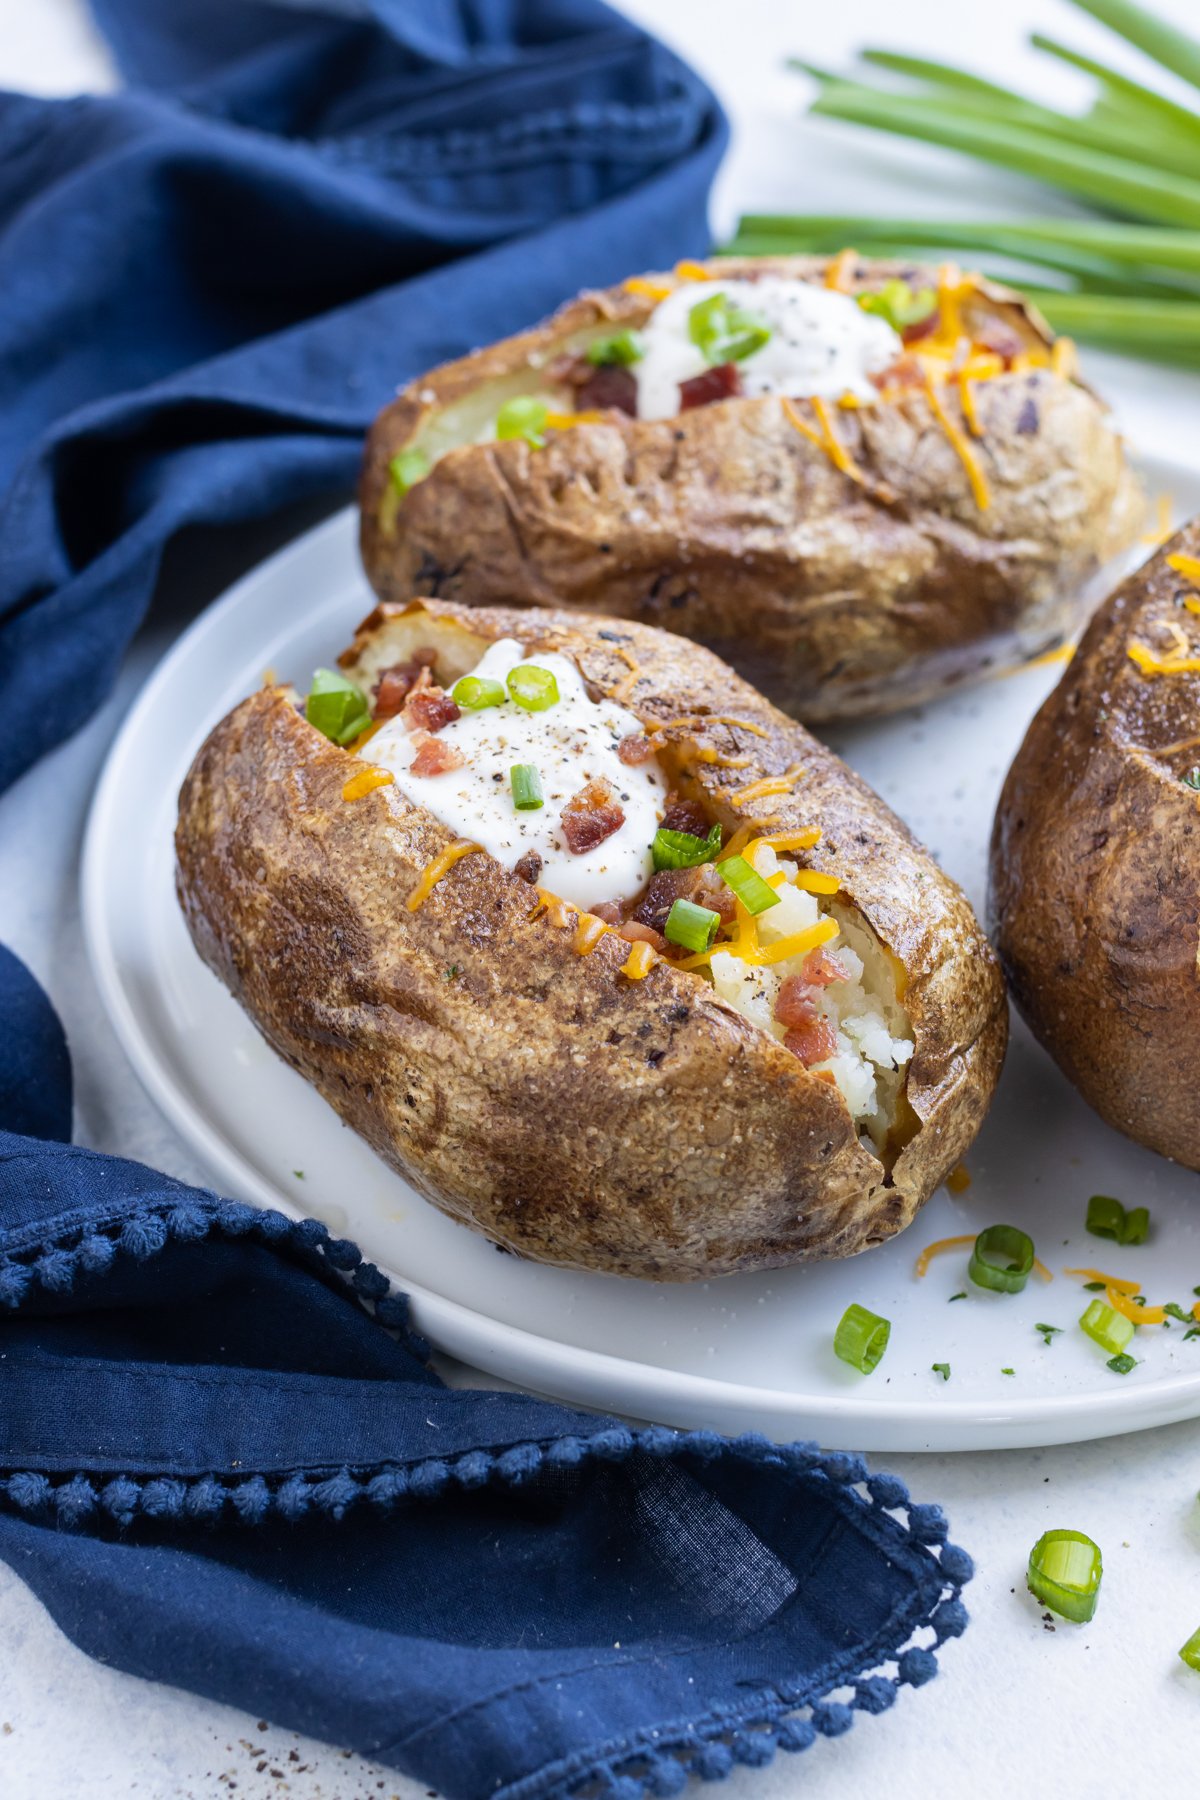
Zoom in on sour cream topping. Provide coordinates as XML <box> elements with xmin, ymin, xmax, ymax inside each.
<box><xmin>369</xmin><ymin>639</ymin><xmax>662</xmax><ymax>909</ymax></box>
<box><xmin>635</xmin><ymin>278</ymin><xmax>903</xmax><ymax>421</ymax></box>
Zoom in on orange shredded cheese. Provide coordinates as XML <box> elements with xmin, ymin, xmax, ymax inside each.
<box><xmin>1105</xmin><ymin>1285</ymin><xmax>1165</xmax><ymax>1326</ymax></box>
<box><xmin>620</xmin><ymin>940</ymin><xmax>657</xmax><ymax>980</ymax></box>
<box><xmin>608</xmin><ymin>645</ymin><xmax>643</xmax><ymax>703</ymax></box>
<box><xmin>674</xmin><ymin>259</ymin><xmax>713</xmax><ymax>282</ymax></box>
<box><xmin>1127</xmin><ymin>639</ymin><xmax>1200</xmax><ymax>677</ymax></box>
<box><xmin>341</xmin><ymin>766</ymin><xmax>394</xmax><ymax>804</ymax></box>
<box><xmin>1168</xmin><ymin>552</ymin><xmax>1200</xmax><ymax>586</ymax></box>
<box><xmin>759</xmin><ymin>827</ymin><xmax>822</xmax><ymax>852</ymax></box>
<box><xmin>914</xmin><ymin>1235</ymin><xmax>977</xmax><ymax>1279</ymax></box>
<box><xmin>715</xmin><ymin>824</ymin><xmax>757</xmax><ymax>864</ymax></box>
<box><xmin>680</xmin><ymin>914</ymin><xmax>840</xmax><ymax>974</ymax></box>
<box><xmin>811</xmin><ymin>396</ymin><xmax>867</xmax><ymax>485</ymax></box>
<box><xmin>935</xmin><ymin>264</ymin><xmax>966</xmax><ymax>342</ymax></box>
<box><xmin>406</xmin><ymin>840</ymin><xmax>483</xmax><ymax>911</ymax></box>
<box><xmin>728</xmin><ymin>764</ymin><xmax>805</xmax><ymax>806</ymax></box>
<box><xmin>645</xmin><ymin>714</ymin><xmax>769</xmax><ymax>740</ymax></box>
<box><xmin>825</xmin><ymin>248</ymin><xmax>857</xmax><ymax>292</ymax></box>
<box><xmin>1141</xmin><ymin>492</ymin><xmax>1173</xmax><ymax>545</ymax></box>
<box><xmin>545</xmin><ymin>410</ymin><xmax>607</xmax><ymax>429</ymax></box>
<box><xmin>781</xmin><ymin>395</ymin><xmax>823</xmax><ymax>449</ymax></box>
<box><xmin>1063</xmin><ymin>1267</ymin><xmax>1140</xmax><ymax>1295</ymax></box>
<box><xmin>623</xmin><ymin>276</ymin><xmax>672</xmax><ymax>301</ymax></box>
<box><xmin>574</xmin><ymin>914</ymin><xmax>611</xmax><ymax>956</ymax></box>
<box><xmin>535</xmin><ymin>888</ymin><xmax>574</xmax><ymax>930</ymax></box>
<box><xmin>924</xmin><ymin>372</ymin><xmax>990</xmax><ymax>511</ymax></box>
<box><xmin>1051</xmin><ymin>335</ymin><xmax>1078</xmax><ymax>379</ymax></box>
<box><xmin>946</xmin><ymin>1162</ymin><xmax>971</xmax><ymax>1194</ymax></box>
<box><xmin>791</xmin><ymin>869</ymin><xmax>840</xmax><ymax>895</ymax></box>
<box><xmin>1194</xmin><ymin>1300</ymin><xmax>1200</xmax><ymax>1323</ymax></box>
<box><xmin>958</xmin><ymin>373</ymin><xmax>983</xmax><ymax>439</ymax></box>
<box><xmin>694</xmin><ymin>748</ymin><xmax>754</xmax><ymax>770</ymax></box>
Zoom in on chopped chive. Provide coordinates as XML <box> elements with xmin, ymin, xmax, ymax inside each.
<box><xmin>1027</xmin><ymin>1529</ymin><xmax>1103</xmax><ymax>1623</ymax></box>
<box><xmin>389</xmin><ymin>448</ymin><xmax>430</xmax><ymax>497</ymax></box>
<box><xmin>652</xmin><ymin>823</ymin><xmax>722</xmax><ymax>872</ymax></box>
<box><xmin>1180</xmin><ymin>1626</ymin><xmax>1200</xmax><ymax>1671</ymax></box>
<box><xmin>1080</xmin><ymin>1298</ymin><xmax>1136</xmax><ymax>1356</ymax></box>
<box><xmin>496</xmin><ymin>396</ymin><xmax>548</xmax><ymax>447</ymax></box>
<box><xmin>833</xmin><ymin>1303</ymin><xmax>891</xmax><ymax>1374</ymax></box>
<box><xmin>664</xmin><ymin>899</ymin><xmax>721</xmax><ymax>954</ymax></box>
<box><xmin>969</xmin><ymin>1224</ymin><xmax>1035</xmax><ymax>1295</ymax></box>
<box><xmin>452</xmin><ymin>674</ymin><xmax>506</xmax><ymax>710</ymax></box>
<box><xmin>1035</xmin><ymin>1323</ymin><xmax>1063</xmax><ymax>1345</ymax></box>
<box><xmin>718</xmin><ymin>854</ymin><xmax>782</xmax><ymax>916</ymax></box>
<box><xmin>292</xmin><ymin>1170</ymin><xmax>305</xmax><ymax>1179</ymax></box>
<box><xmin>1083</xmin><ymin>1280</ymin><xmax>1106</xmax><ymax>1292</ymax></box>
<box><xmin>1001</xmin><ymin>1367</ymin><xmax>1016</xmax><ymax>1376</ymax></box>
<box><xmin>305</xmin><ymin>668</ymin><xmax>371</xmax><ymax>746</ymax></box>
<box><xmin>1164</xmin><ymin>1302</ymin><xmax>1193</xmax><ymax>1323</ymax></box>
<box><xmin>1107</xmin><ymin>1352</ymin><xmax>1138</xmax><ymax>1374</ymax></box>
<box><xmin>949</xmin><ymin>1291</ymin><xmax>967</xmax><ymax>1302</ymax></box>
<box><xmin>510</xmin><ymin>764</ymin><xmax>544</xmax><ymax>811</ymax></box>
<box><xmin>586</xmin><ymin>328</ymin><xmax>644</xmax><ymax>367</ymax></box>
<box><xmin>506</xmin><ymin>664</ymin><xmax>559</xmax><ymax>711</ymax></box>
<box><xmin>931</xmin><ymin>1362</ymin><xmax>951</xmax><ymax>1381</ymax></box>
<box><xmin>1186</xmin><ymin>1327</ymin><xmax>1200</xmax><ymax>1341</ymax></box>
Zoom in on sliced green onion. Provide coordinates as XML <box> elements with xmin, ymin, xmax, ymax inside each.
<box><xmin>968</xmin><ymin>1224</ymin><xmax>1035</xmax><ymax>1295</ymax></box>
<box><xmin>1086</xmin><ymin>1193</ymin><xmax>1150</xmax><ymax>1244</ymax></box>
<box><xmin>496</xmin><ymin>396</ymin><xmax>548</xmax><ymax>447</ymax></box>
<box><xmin>510</xmin><ymin>764</ymin><xmax>543</xmax><ymax>811</ymax></box>
<box><xmin>388</xmin><ymin>448</ymin><xmax>430</xmax><ymax>497</ymax></box>
<box><xmin>664</xmin><ymin>898</ymin><xmax>721</xmax><ymax>954</ymax></box>
<box><xmin>506</xmin><ymin>664</ymin><xmax>559</xmax><ymax>711</ymax></box>
<box><xmin>1027</xmin><ymin>1529</ymin><xmax>1103</xmax><ymax>1623</ymax></box>
<box><xmin>833</xmin><ymin>1303</ymin><xmax>890</xmax><ymax>1374</ymax></box>
<box><xmin>1036</xmin><ymin>1323</ymin><xmax>1062</xmax><ymax>1345</ymax></box>
<box><xmin>687</xmin><ymin>290</ymin><xmax>772</xmax><ymax>365</ymax></box>
<box><xmin>586</xmin><ymin>328</ymin><xmax>644</xmax><ymax>366</ymax></box>
<box><xmin>858</xmin><ymin>279</ymin><xmax>937</xmax><ymax>331</ymax></box>
<box><xmin>652</xmin><ymin>823</ymin><xmax>722</xmax><ymax>871</ymax></box>
<box><xmin>305</xmin><ymin>668</ymin><xmax>371</xmax><ymax>746</ymax></box>
<box><xmin>718</xmin><ymin>854</ymin><xmax>782</xmax><ymax>916</ymax></box>
<box><xmin>1179</xmin><ymin>1626</ymin><xmax>1200</xmax><ymax>1671</ymax></box>
<box><xmin>931</xmin><ymin>1362</ymin><xmax>951</xmax><ymax>1381</ymax></box>
<box><xmin>1107</xmin><ymin>1352</ymin><xmax>1137</xmax><ymax>1374</ymax></box>
<box><xmin>451</xmin><ymin>675</ymin><xmax>506</xmax><ymax>711</ymax></box>
<box><xmin>1080</xmin><ymin>1298</ymin><xmax>1136</xmax><ymax>1356</ymax></box>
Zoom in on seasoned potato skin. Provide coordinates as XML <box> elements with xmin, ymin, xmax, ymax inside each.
<box><xmin>360</xmin><ymin>255</ymin><xmax>1142</xmax><ymax>724</ymax></box>
<box><xmin>990</xmin><ymin>524</ymin><xmax>1200</xmax><ymax>1167</ymax></box>
<box><xmin>178</xmin><ymin>601</ymin><xmax>1006</xmax><ymax>1280</ymax></box>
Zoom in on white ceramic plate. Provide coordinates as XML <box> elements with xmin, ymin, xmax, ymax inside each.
<box><xmin>83</xmin><ymin>460</ymin><xmax>1200</xmax><ymax>1451</ymax></box>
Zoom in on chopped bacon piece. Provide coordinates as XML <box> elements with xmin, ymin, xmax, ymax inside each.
<box><xmin>404</xmin><ymin>685</ymin><xmax>460</xmax><ymax>734</ymax></box>
<box><xmin>561</xmin><ymin>778</ymin><xmax>625</xmax><ymax>854</ymax></box>
<box><xmin>513</xmin><ymin>850</ymin><xmax>543</xmax><ymax>885</ymax></box>
<box><xmin>633</xmin><ymin>865</ymin><xmax>734</xmax><ymax>937</ymax></box>
<box><xmin>973</xmin><ymin>321</ymin><xmax>1024</xmax><ymax>363</ymax></box>
<box><xmin>617</xmin><ymin>919</ymin><xmax>667</xmax><ymax>954</ymax></box>
<box><xmin>870</xmin><ymin>354</ymin><xmax>924</xmax><ymax>392</ymax></box>
<box><xmin>784</xmin><ymin>1018</ymin><xmax>839</xmax><ymax>1067</ymax></box>
<box><xmin>660</xmin><ymin>793</ymin><xmax>710</xmax><ymax>838</ymax></box>
<box><xmin>775</xmin><ymin>974</ymin><xmax>820</xmax><ymax>1032</ymax></box>
<box><xmin>617</xmin><ymin>733</ymin><xmax>655</xmax><ymax>766</ymax></box>
<box><xmin>410</xmin><ymin>735</ymin><xmax>465</xmax><ymax>779</ymax></box>
<box><xmin>900</xmin><ymin>309</ymin><xmax>940</xmax><ymax>346</ymax></box>
<box><xmin>372</xmin><ymin>649</ymin><xmax>438</xmax><ymax>719</ymax></box>
<box><xmin>545</xmin><ymin>351</ymin><xmax>590</xmax><ymax>385</ymax></box>
<box><xmin>802</xmin><ymin>947</ymin><xmax>850</xmax><ymax>987</ymax></box>
<box><xmin>679</xmin><ymin>362</ymin><xmax>742</xmax><ymax>411</ymax></box>
<box><xmin>576</xmin><ymin>364</ymin><xmax>638</xmax><ymax>417</ymax></box>
<box><xmin>590</xmin><ymin>901</ymin><xmax>624</xmax><ymax>926</ymax></box>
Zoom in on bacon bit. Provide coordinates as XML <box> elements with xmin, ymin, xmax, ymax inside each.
<box><xmin>617</xmin><ymin>733</ymin><xmax>655</xmax><ymax>767</ymax></box>
<box><xmin>660</xmin><ymin>794</ymin><xmax>711</xmax><ymax>837</ymax></box>
<box><xmin>901</xmin><ymin>308</ymin><xmax>940</xmax><ymax>346</ymax></box>
<box><xmin>774</xmin><ymin>974</ymin><xmax>823</xmax><ymax>1031</ymax></box>
<box><xmin>946</xmin><ymin>1162</ymin><xmax>971</xmax><ymax>1195</ymax></box>
<box><xmin>870</xmin><ymin>354</ymin><xmax>926</xmax><ymax>393</ymax></box>
<box><xmin>634</xmin><ymin>866</ymin><xmax>735</xmax><ymax>937</ymax></box>
<box><xmin>512</xmin><ymin>849</ymin><xmax>543</xmax><ymax>885</ymax></box>
<box><xmin>410</xmin><ymin>734</ymin><xmax>466</xmax><ymax>778</ymax></box>
<box><xmin>618</xmin><ymin>919</ymin><xmax>668</xmax><ymax>954</ymax></box>
<box><xmin>824</xmin><ymin>248</ymin><xmax>857</xmax><ymax>292</ymax></box>
<box><xmin>576</xmin><ymin>364</ymin><xmax>638</xmax><ymax>417</ymax></box>
<box><xmin>620</xmin><ymin>940</ymin><xmax>658</xmax><ymax>980</ymax></box>
<box><xmin>406</xmin><ymin>840</ymin><xmax>482</xmax><ymax>911</ymax></box>
<box><xmin>803</xmin><ymin>947</ymin><xmax>850</xmax><ymax>986</ymax></box>
<box><xmin>973</xmin><ymin>320</ymin><xmax>1024</xmax><ymax>363</ymax></box>
<box><xmin>404</xmin><ymin>686</ymin><xmax>460</xmax><ymax>734</ymax></box>
<box><xmin>574</xmin><ymin>914</ymin><xmax>612</xmax><ymax>956</ymax></box>
<box><xmin>342</xmin><ymin>766</ymin><xmax>394</xmax><ymax>804</ymax></box>
<box><xmin>561</xmin><ymin>778</ymin><xmax>625</xmax><ymax>854</ymax></box>
<box><xmin>674</xmin><ymin>259</ymin><xmax>713</xmax><ymax>282</ymax></box>
<box><xmin>374</xmin><ymin>650</ymin><xmax>438</xmax><ymax>719</ymax></box>
<box><xmin>679</xmin><ymin>363</ymin><xmax>742</xmax><ymax>410</ymax></box>
<box><xmin>784</xmin><ymin>1018</ymin><xmax>838</xmax><ymax>1066</ymax></box>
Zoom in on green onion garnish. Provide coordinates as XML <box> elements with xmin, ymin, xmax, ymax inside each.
<box><xmin>652</xmin><ymin>823</ymin><xmax>722</xmax><ymax>871</ymax></box>
<box><xmin>586</xmin><ymin>328</ymin><xmax>644</xmax><ymax>367</ymax></box>
<box><xmin>1001</xmin><ymin>1367</ymin><xmax>1015</xmax><ymax>1376</ymax></box>
<box><xmin>1179</xmin><ymin>1626</ymin><xmax>1200</xmax><ymax>1671</ymax></box>
<box><xmin>1080</xmin><ymin>1298</ymin><xmax>1135</xmax><ymax>1357</ymax></box>
<box><xmin>1184</xmin><ymin>768</ymin><xmax>1200</xmax><ymax>790</ymax></box>
<box><xmin>718</xmin><ymin>854</ymin><xmax>782</xmax><ymax>916</ymax></box>
<box><xmin>1027</xmin><ymin>1529</ymin><xmax>1102</xmax><ymax>1623</ymax></box>
<box><xmin>833</xmin><ymin>1303</ymin><xmax>890</xmax><ymax>1374</ymax></box>
<box><xmin>968</xmin><ymin>1224</ymin><xmax>1035</xmax><ymax>1295</ymax></box>
<box><xmin>510</xmin><ymin>764</ymin><xmax>544</xmax><ymax>811</ymax></box>
<box><xmin>1164</xmin><ymin>1302</ymin><xmax>1193</xmax><ymax>1323</ymax></box>
<box><xmin>687</xmin><ymin>291</ymin><xmax>772</xmax><ymax>365</ymax></box>
<box><xmin>506</xmin><ymin>664</ymin><xmax>559</xmax><ymax>711</ymax></box>
<box><xmin>931</xmin><ymin>1362</ymin><xmax>951</xmax><ymax>1381</ymax></box>
<box><xmin>664</xmin><ymin>899</ymin><xmax>721</xmax><ymax>954</ymax></box>
<box><xmin>858</xmin><ymin>279</ymin><xmax>937</xmax><ymax>332</ymax></box>
<box><xmin>1107</xmin><ymin>1352</ymin><xmax>1137</xmax><ymax>1374</ymax></box>
<box><xmin>1086</xmin><ymin>1194</ymin><xmax>1149</xmax><ymax>1244</ymax></box>
<box><xmin>388</xmin><ymin>448</ymin><xmax>430</xmax><ymax>497</ymax></box>
<box><xmin>1083</xmin><ymin>1280</ymin><xmax>1106</xmax><ymax>1292</ymax></box>
<box><xmin>305</xmin><ymin>668</ymin><xmax>371</xmax><ymax>746</ymax></box>
<box><xmin>1036</xmin><ymin>1323</ymin><xmax>1062</xmax><ymax>1345</ymax></box>
<box><xmin>452</xmin><ymin>675</ymin><xmax>506</xmax><ymax>710</ymax></box>
<box><xmin>496</xmin><ymin>396</ymin><xmax>548</xmax><ymax>448</ymax></box>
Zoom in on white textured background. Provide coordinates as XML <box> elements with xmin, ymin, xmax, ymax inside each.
<box><xmin>3</xmin><ymin>2</ymin><xmax>1200</xmax><ymax>1794</ymax></box>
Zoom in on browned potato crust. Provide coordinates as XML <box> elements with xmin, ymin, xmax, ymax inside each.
<box><xmin>360</xmin><ymin>255</ymin><xmax>1142</xmax><ymax>724</ymax></box>
<box><xmin>990</xmin><ymin>523</ymin><xmax>1200</xmax><ymax>1168</ymax></box>
<box><xmin>177</xmin><ymin>601</ymin><xmax>1006</xmax><ymax>1280</ymax></box>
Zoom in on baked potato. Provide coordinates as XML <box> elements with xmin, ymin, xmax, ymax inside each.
<box><xmin>990</xmin><ymin>523</ymin><xmax>1200</xmax><ymax>1168</ymax></box>
<box><xmin>177</xmin><ymin>600</ymin><xmax>1006</xmax><ymax>1280</ymax></box>
<box><xmin>360</xmin><ymin>253</ymin><xmax>1143</xmax><ymax>725</ymax></box>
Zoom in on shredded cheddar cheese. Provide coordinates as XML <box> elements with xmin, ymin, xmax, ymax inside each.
<box><xmin>728</xmin><ymin>764</ymin><xmax>805</xmax><ymax>806</ymax></box>
<box><xmin>759</xmin><ymin>827</ymin><xmax>822</xmax><ymax>853</ymax></box>
<box><xmin>574</xmin><ymin>914</ymin><xmax>611</xmax><ymax>956</ymax></box>
<box><xmin>680</xmin><ymin>913</ymin><xmax>839</xmax><ymax>973</ymax></box>
<box><xmin>1050</xmin><ymin>335</ymin><xmax>1078</xmax><ymax>379</ymax></box>
<box><xmin>406</xmin><ymin>840</ymin><xmax>483</xmax><ymax>911</ymax></box>
<box><xmin>695</xmin><ymin>748</ymin><xmax>753</xmax><ymax>770</ymax></box>
<box><xmin>545</xmin><ymin>410</ymin><xmax>607</xmax><ymax>429</ymax></box>
<box><xmin>924</xmin><ymin>372</ymin><xmax>991</xmax><ymax>511</ymax></box>
<box><xmin>608</xmin><ymin>645</ymin><xmax>643</xmax><ymax>703</ymax></box>
<box><xmin>341</xmin><ymin>766</ymin><xmax>394</xmax><ymax>804</ymax></box>
<box><xmin>1167</xmin><ymin>553</ymin><xmax>1200</xmax><ymax>586</ymax></box>
<box><xmin>535</xmin><ymin>888</ymin><xmax>574</xmax><ymax>931</ymax></box>
<box><xmin>674</xmin><ymin>259</ymin><xmax>713</xmax><ymax>282</ymax></box>
<box><xmin>645</xmin><ymin>714</ymin><xmax>769</xmax><ymax>741</ymax></box>
<box><xmin>715</xmin><ymin>824</ymin><xmax>757</xmax><ymax>864</ymax></box>
<box><xmin>1141</xmin><ymin>492</ymin><xmax>1173</xmax><ymax>546</ymax></box>
<box><xmin>620</xmin><ymin>940</ymin><xmax>657</xmax><ymax>980</ymax></box>
<box><xmin>1127</xmin><ymin>639</ymin><xmax>1200</xmax><ymax>677</ymax></box>
<box><xmin>623</xmin><ymin>276</ymin><xmax>673</xmax><ymax>301</ymax></box>
<box><xmin>914</xmin><ymin>1235</ymin><xmax>977</xmax><ymax>1278</ymax></box>
<box><xmin>958</xmin><ymin>373</ymin><xmax>983</xmax><ymax>439</ymax></box>
<box><xmin>792</xmin><ymin>869</ymin><xmax>840</xmax><ymax>895</ymax></box>
<box><xmin>781</xmin><ymin>395</ymin><xmax>823</xmax><ymax>450</ymax></box>
<box><xmin>825</xmin><ymin>248</ymin><xmax>858</xmax><ymax>292</ymax></box>
<box><xmin>782</xmin><ymin>396</ymin><xmax>868</xmax><ymax>489</ymax></box>
<box><xmin>1105</xmin><ymin>1286</ymin><xmax>1166</xmax><ymax>1326</ymax></box>
<box><xmin>946</xmin><ymin>1162</ymin><xmax>971</xmax><ymax>1194</ymax></box>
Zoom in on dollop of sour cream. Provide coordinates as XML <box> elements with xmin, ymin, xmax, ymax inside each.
<box><xmin>635</xmin><ymin>279</ymin><xmax>903</xmax><ymax>421</ymax></box>
<box><xmin>369</xmin><ymin>639</ymin><xmax>662</xmax><ymax>909</ymax></box>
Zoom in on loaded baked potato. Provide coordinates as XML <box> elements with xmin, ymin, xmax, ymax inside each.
<box><xmin>990</xmin><ymin>523</ymin><xmax>1200</xmax><ymax>1169</ymax></box>
<box><xmin>178</xmin><ymin>601</ymin><xmax>1006</xmax><ymax>1280</ymax></box>
<box><xmin>360</xmin><ymin>253</ymin><xmax>1143</xmax><ymax>724</ymax></box>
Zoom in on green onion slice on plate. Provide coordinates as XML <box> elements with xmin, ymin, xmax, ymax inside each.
<box><xmin>506</xmin><ymin>664</ymin><xmax>559</xmax><ymax>711</ymax></box>
<box><xmin>968</xmin><ymin>1224</ymin><xmax>1035</xmax><ymax>1294</ymax></box>
<box><xmin>1080</xmin><ymin>1298</ymin><xmax>1135</xmax><ymax>1356</ymax></box>
<box><xmin>652</xmin><ymin>823</ymin><xmax>722</xmax><ymax>871</ymax></box>
<box><xmin>510</xmin><ymin>764</ymin><xmax>543</xmax><ymax>811</ymax></box>
<box><xmin>1086</xmin><ymin>1194</ymin><xmax>1149</xmax><ymax>1244</ymax></box>
<box><xmin>718</xmin><ymin>854</ymin><xmax>781</xmax><ymax>915</ymax></box>
<box><xmin>664</xmin><ymin>899</ymin><xmax>720</xmax><ymax>954</ymax></box>
<box><xmin>452</xmin><ymin>675</ymin><xmax>506</xmax><ymax>710</ymax></box>
<box><xmin>834</xmin><ymin>1303</ymin><xmax>890</xmax><ymax>1374</ymax></box>
<box><xmin>1180</xmin><ymin>1626</ymin><xmax>1200</xmax><ymax>1672</ymax></box>
<box><xmin>305</xmin><ymin>668</ymin><xmax>371</xmax><ymax>747</ymax></box>
<box><xmin>1027</xmin><ymin>1529</ymin><xmax>1102</xmax><ymax>1623</ymax></box>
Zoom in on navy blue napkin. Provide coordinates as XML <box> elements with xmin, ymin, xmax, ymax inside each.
<box><xmin>0</xmin><ymin>947</ymin><xmax>971</xmax><ymax>1796</ymax></box>
<box><xmin>0</xmin><ymin>0</ymin><xmax>726</xmax><ymax>796</ymax></box>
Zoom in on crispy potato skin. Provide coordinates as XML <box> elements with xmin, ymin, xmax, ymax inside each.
<box><xmin>178</xmin><ymin>601</ymin><xmax>1006</xmax><ymax>1279</ymax></box>
<box><xmin>360</xmin><ymin>255</ymin><xmax>1142</xmax><ymax>724</ymax></box>
<box><xmin>990</xmin><ymin>525</ymin><xmax>1200</xmax><ymax>1167</ymax></box>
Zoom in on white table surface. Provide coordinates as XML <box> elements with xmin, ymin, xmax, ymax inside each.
<box><xmin>4</xmin><ymin>1</ymin><xmax>1200</xmax><ymax>1793</ymax></box>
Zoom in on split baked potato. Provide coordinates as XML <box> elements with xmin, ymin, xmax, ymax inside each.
<box><xmin>360</xmin><ymin>253</ymin><xmax>1143</xmax><ymax>724</ymax></box>
<box><xmin>990</xmin><ymin>523</ymin><xmax>1200</xmax><ymax>1168</ymax></box>
<box><xmin>178</xmin><ymin>601</ymin><xmax>1007</xmax><ymax>1280</ymax></box>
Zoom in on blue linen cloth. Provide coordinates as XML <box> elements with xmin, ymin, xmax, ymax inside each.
<box><xmin>0</xmin><ymin>948</ymin><xmax>972</xmax><ymax>1797</ymax></box>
